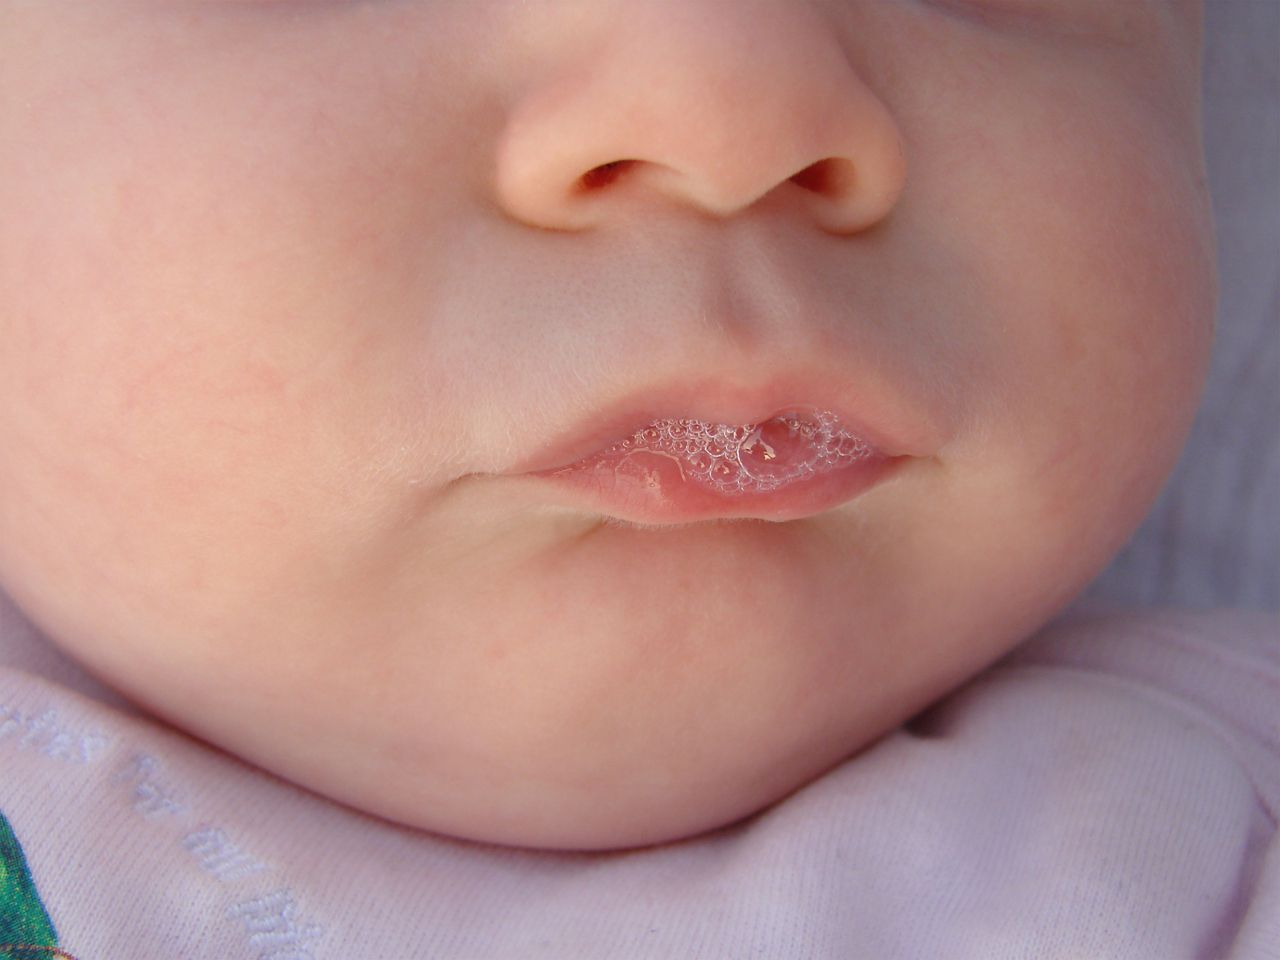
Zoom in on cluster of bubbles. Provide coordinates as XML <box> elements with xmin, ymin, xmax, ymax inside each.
<box><xmin>582</xmin><ymin>407</ymin><xmax>877</xmax><ymax>495</ymax></box>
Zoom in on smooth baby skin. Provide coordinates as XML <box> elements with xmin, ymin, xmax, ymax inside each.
<box><xmin>0</xmin><ymin>0</ymin><xmax>1214</xmax><ymax>850</ymax></box>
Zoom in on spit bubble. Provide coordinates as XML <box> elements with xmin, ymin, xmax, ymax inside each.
<box><xmin>585</xmin><ymin>407</ymin><xmax>877</xmax><ymax>495</ymax></box>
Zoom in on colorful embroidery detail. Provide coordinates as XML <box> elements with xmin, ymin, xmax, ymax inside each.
<box><xmin>0</xmin><ymin>811</ymin><xmax>76</xmax><ymax>960</ymax></box>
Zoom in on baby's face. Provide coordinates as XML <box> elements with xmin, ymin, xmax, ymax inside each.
<box><xmin>0</xmin><ymin>0</ymin><xmax>1213</xmax><ymax>850</ymax></box>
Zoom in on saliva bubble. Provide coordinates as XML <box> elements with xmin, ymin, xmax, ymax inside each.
<box><xmin>583</xmin><ymin>407</ymin><xmax>877</xmax><ymax>495</ymax></box>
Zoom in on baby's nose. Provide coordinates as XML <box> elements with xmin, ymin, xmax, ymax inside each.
<box><xmin>493</xmin><ymin>0</ymin><xmax>906</xmax><ymax>235</ymax></box>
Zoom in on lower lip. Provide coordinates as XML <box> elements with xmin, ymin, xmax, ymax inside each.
<box><xmin>526</xmin><ymin>450</ymin><xmax>905</xmax><ymax>527</ymax></box>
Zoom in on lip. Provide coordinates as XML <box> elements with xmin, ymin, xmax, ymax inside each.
<box><xmin>503</xmin><ymin>375</ymin><xmax>933</xmax><ymax>526</ymax></box>
<box><xmin>526</xmin><ymin>448</ymin><xmax>907</xmax><ymax>526</ymax></box>
<box><xmin>506</xmin><ymin>376</ymin><xmax>938</xmax><ymax>477</ymax></box>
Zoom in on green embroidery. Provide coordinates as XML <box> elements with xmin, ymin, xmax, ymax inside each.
<box><xmin>0</xmin><ymin>811</ymin><xmax>59</xmax><ymax>960</ymax></box>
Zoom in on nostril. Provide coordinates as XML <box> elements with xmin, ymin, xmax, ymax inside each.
<box><xmin>790</xmin><ymin>158</ymin><xmax>854</xmax><ymax>197</ymax></box>
<box><xmin>579</xmin><ymin>160</ymin><xmax>636</xmax><ymax>191</ymax></box>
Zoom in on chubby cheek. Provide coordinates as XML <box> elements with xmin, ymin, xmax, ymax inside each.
<box><xmin>0</xmin><ymin>244</ymin><xmax>385</xmax><ymax>686</ymax></box>
<box><xmin>909</xmin><ymin>90</ymin><xmax>1215</xmax><ymax>623</ymax></box>
<box><xmin>3</xmin><ymin>321</ymin><xmax>271</xmax><ymax>611</ymax></box>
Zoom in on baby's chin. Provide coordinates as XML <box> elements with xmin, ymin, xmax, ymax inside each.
<box><xmin>380</xmin><ymin>753</ymin><xmax>833</xmax><ymax>852</ymax></box>
<box><xmin>244</xmin><ymin>530</ymin><xmax>962</xmax><ymax>851</ymax></box>
<box><xmin>237</xmin><ymin>612</ymin><xmax>963</xmax><ymax>851</ymax></box>
<box><xmin>279</xmin><ymin>690</ymin><xmax>900</xmax><ymax>853</ymax></box>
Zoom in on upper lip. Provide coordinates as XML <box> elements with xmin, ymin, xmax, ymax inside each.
<box><xmin>505</xmin><ymin>367</ymin><xmax>942</xmax><ymax>476</ymax></box>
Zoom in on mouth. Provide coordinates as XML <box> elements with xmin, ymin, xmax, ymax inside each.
<box><xmin>520</xmin><ymin>403</ymin><xmax>914</xmax><ymax>527</ymax></box>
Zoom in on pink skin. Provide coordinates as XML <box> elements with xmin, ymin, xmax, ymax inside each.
<box><xmin>0</xmin><ymin>0</ymin><xmax>1214</xmax><ymax>850</ymax></box>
